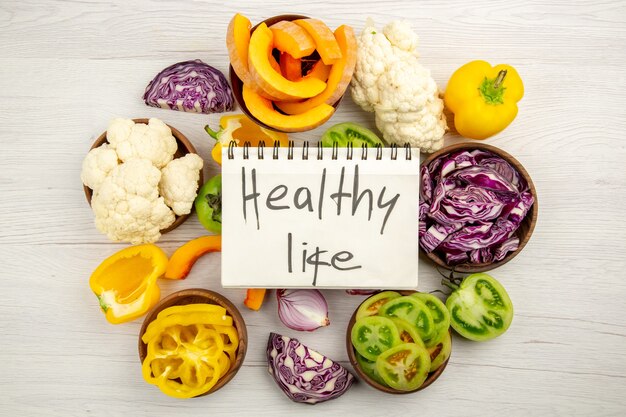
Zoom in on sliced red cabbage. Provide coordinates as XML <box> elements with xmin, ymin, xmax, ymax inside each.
<box><xmin>420</xmin><ymin>149</ymin><xmax>534</xmax><ymax>265</ymax></box>
<box><xmin>266</xmin><ymin>333</ymin><xmax>354</xmax><ymax>404</ymax></box>
<box><xmin>143</xmin><ymin>60</ymin><xmax>234</xmax><ymax>114</ymax></box>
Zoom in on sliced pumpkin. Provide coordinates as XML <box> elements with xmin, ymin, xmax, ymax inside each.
<box><xmin>270</xmin><ymin>20</ymin><xmax>316</xmax><ymax>59</ymax></box>
<box><xmin>248</xmin><ymin>23</ymin><xmax>326</xmax><ymax>101</ymax></box>
<box><xmin>242</xmin><ymin>84</ymin><xmax>335</xmax><ymax>132</ymax></box>
<box><xmin>280</xmin><ymin>52</ymin><xmax>302</xmax><ymax>81</ymax></box>
<box><xmin>276</xmin><ymin>25</ymin><xmax>356</xmax><ymax>115</ymax></box>
<box><xmin>306</xmin><ymin>60</ymin><xmax>331</xmax><ymax>82</ymax></box>
<box><xmin>227</xmin><ymin>13</ymin><xmax>253</xmax><ymax>84</ymax></box>
<box><xmin>269</xmin><ymin>53</ymin><xmax>281</xmax><ymax>73</ymax></box>
<box><xmin>294</xmin><ymin>19</ymin><xmax>342</xmax><ymax>65</ymax></box>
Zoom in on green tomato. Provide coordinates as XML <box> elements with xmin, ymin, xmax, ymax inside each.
<box><xmin>320</xmin><ymin>122</ymin><xmax>384</xmax><ymax>148</ymax></box>
<box><xmin>379</xmin><ymin>296</ymin><xmax>436</xmax><ymax>342</ymax></box>
<box><xmin>427</xmin><ymin>330</ymin><xmax>451</xmax><ymax>372</ymax></box>
<box><xmin>194</xmin><ymin>174</ymin><xmax>222</xmax><ymax>234</ymax></box>
<box><xmin>375</xmin><ymin>343</ymin><xmax>431</xmax><ymax>391</ymax></box>
<box><xmin>390</xmin><ymin>318</ymin><xmax>425</xmax><ymax>348</ymax></box>
<box><xmin>355</xmin><ymin>353</ymin><xmax>387</xmax><ymax>387</ymax></box>
<box><xmin>355</xmin><ymin>291</ymin><xmax>401</xmax><ymax>320</ymax></box>
<box><xmin>410</xmin><ymin>293</ymin><xmax>451</xmax><ymax>347</ymax></box>
<box><xmin>445</xmin><ymin>273</ymin><xmax>514</xmax><ymax>342</ymax></box>
<box><xmin>351</xmin><ymin>316</ymin><xmax>400</xmax><ymax>361</ymax></box>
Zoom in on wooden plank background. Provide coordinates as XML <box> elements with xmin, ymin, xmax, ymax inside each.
<box><xmin>1</xmin><ymin>0</ymin><xmax>625</xmax><ymax>415</ymax></box>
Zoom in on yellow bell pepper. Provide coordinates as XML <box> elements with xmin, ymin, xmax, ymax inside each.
<box><xmin>205</xmin><ymin>114</ymin><xmax>288</xmax><ymax>165</ymax></box>
<box><xmin>89</xmin><ymin>244</ymin><xmax>167</xmax><ymax>324</ymax></box>
<box><xmin>444</xmin><ymin>60</ymin><xmax>524</xmax><ymax>140</ymax></box>
<box><xmin>141</xmin><ymin>304</ymin><xmax>240</xmax><ymax>398</ymax></box>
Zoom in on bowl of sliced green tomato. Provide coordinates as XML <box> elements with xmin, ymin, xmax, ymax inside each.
<box><xmin>346</xmin><ymin>291</ymin><xmax>451</xmax><ymax>394</ymax></box>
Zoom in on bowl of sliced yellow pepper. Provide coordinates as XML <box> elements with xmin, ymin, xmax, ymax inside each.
<box><xmin>138</xmin><ymin>289</ymin><xmax>247</xmax><ymax>399</ymax></box>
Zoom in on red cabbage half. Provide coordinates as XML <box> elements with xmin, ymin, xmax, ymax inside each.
<box><xmin>420</xmin><ymin>149</ymin><xmax>534</xmax><ymax>265</ymax></box>
<box><xmin>143</xmin><ymin>60</ymin><xmax>234</xmax><ymax>114</ymax></box>
<box><xmin>267</xmin><ymin>333</ymin><xmax>354</xmax><ymax>404</ymax></box>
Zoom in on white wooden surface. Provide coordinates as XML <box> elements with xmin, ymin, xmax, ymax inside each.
<box><xmin>1</xmin><ymin>0</ymin><xmax>625</xmax><ymax>415</ymax></box>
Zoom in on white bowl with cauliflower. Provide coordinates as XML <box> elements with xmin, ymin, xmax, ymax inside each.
<box><xmin>82</xmin><ymin>118</ymin><xmax>204</xmax><ymax>244</ymax></box>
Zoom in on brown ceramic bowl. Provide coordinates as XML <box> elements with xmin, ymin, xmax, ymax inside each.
<box><xmin>83</xmin><ymin>118</ymin><xmax>203</xmax><ymax>234</ymax></box>
<box><xmin>346</xmin><ymin>291</ymin><xmax>450</xmax><ymax>394</ymax></box>
<box><xmin>229</xmin><ymin>14</ymin><xmax>343</xmax><ymax>133</ymax></box>
<box><xmin>138</xmin><ymin>289</ymin><xmax>247</xmax><ymax>397</ymax></box>
<box><xmin>421</xmin><ymin>142</ymin><xmax>538</xmax><ymax>273</ymax></box>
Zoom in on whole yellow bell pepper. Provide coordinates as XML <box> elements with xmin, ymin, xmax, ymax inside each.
<box><xmin>205</xmin><ymin>114</ymin><xmax>288</xmax><ymax>165</ymax></box>
<box><xmin>444</xmin><ymin>60</ymin><xmax>524</xmax><ymax>139</ymax></box>
<box><xmin>89</xmin><ymin>244</ymin><xmax>167</xmax><ymax>324</ymax></box>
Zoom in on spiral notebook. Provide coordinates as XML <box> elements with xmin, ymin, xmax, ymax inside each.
<box><xmin>221</xmin><ymin>142</ymin><xmax>420</xmax><ymax>289</ymax></box>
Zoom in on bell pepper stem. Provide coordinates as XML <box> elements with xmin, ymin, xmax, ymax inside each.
<box><xmin>204</xmin><ymin>125</ymin><xmax>219</xmax><ymax>139</ymax></box>
<box><xmin>494</xmin><ymin>70</ymin><xmax>507</xmax><ymax>89</ymax></box>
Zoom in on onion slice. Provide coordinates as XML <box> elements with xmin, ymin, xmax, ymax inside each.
<box><xmin>276</xmin><ymin>289</ymin><xmax>329</xmax><ymax>331</ymax></box>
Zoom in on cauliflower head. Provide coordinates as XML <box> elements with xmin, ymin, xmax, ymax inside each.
<box><xmin>107</xmin><ymin>118</ymin><xmax>177</xmax><ymax>168</ymax></box>
<box><xmin>91</xmin><ymin>158</ymin><xmax>175</xmax><ymax>244</ymax></box>
<box><xmin>80</xmin><ymin>144</ymin><xmax>119</xmax><ymax>191</ymax></box>
<box><xmin>159</xmin><ymin>153</ymin><xmax>204</xmax><ymax>216</ymax></box>
<box><xmin>350</xmin><ymin>20</ymin><xmax>446</xmax><ymax>153</ymax></box>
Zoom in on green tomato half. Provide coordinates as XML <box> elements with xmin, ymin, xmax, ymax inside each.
<box><xmin>446</xmin><ymin>273</ymin><xmax>514</xmax><ymax>342</ymax></box>
<box><xmin>320</xmin><ymin>122</ymin><xmax>384</xmax><ymax>148</ymax></box>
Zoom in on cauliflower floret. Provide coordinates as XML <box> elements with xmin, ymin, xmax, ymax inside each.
<box><xmin>350</xmin><ymin>20</ymin><xmax>446</xmax><ymax>153</ymax></box>
<box><xmin>108</xmin><ymin>118</ymin><xmax>177</xmax><ymax>168</ymax></box>
<box><xmin>159</xmin><ymin>153</ymin><xmax>204</xmax><ymax>216</ymax></box>
<box><xmin>81</xmin><ymin>144</ymin><xmax>119</xmax><ymax>191</ymax></box>
<box><xmin>106</xmin><ymin>118</ymin><xmax>135</xmax><ymax>146</ymax></box>
<box><xmin>383</xmin><ymin>20</ymin><xmax>420</xmax><ymax>53</ymax></box>
<box><xmin>91</xmin><ymin>158</ymin><xmax>175</xmax><ymax>244</ymax></box>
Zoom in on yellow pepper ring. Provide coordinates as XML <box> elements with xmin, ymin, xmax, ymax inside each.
<box><xmin>142</xmin><ymin>313</ymin><xmax>233</xmax><ymax>343</ymax></box>
<box><xmin>155</xmin><ymin>304</ymin><xmax>226</xmax><ymax>321</ymax></box>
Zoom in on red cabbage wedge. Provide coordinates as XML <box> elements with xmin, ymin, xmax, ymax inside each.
<box><xmin>420</xmin><ymin>149</ymin><xmax>534</xmax><ymax>265</ymax></box>
<box><xmin>267</xmin><ymin>333</ymin><xmax>354</xmax><ymax>404</ymax></box>
<box><xmin>143</xmin><ymin>60</ymin><xmax>234</xmax><ymax>114</ymax></box>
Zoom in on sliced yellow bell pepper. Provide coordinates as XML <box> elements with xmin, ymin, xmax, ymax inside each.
<box><xmin>141</xmin><ymin>304</ymin><xmax>238</xmax><ymax>398</ymax></box>
<box><xmin>89</xmin><ymin>244</ymin><xmax>167</xmax><ymax>324</ymax></box>
<box><xmin>444</xmin><ymin>60</ymin><xmax>524</xmax><ymax>140</ymax></box>
<box><xmin>205</xmin><ymin>114</ymin><xmax>289</xmax><ymax>165</ymax></box>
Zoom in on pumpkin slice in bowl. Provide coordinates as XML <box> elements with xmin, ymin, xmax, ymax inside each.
<box><xmin>242</xmin><ymin>84</ymin><xmax>334</xmax><ymax>132</ymax></box>
<box><xmin>248</xmin><ymin>23</ymin><xmax>327</xmax><ymax>101</ymax></box>
<box><xmin>276</xmin><ymin>25</ymin><xmax>356</xmax><ymax>114</ymax></box>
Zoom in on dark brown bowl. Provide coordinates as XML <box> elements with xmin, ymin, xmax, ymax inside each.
<box><xmin>420</xmin><ymin>142</ymin><xmax>538</xmax><ymax>273</ymax></box>
<box><xmin>346</xmin><ymin>291</ymin><xmax>450</xmax><ymax>394</ymax></box>
<box><xmin>229</xmin><ymin>14</ymin><xmax>343</xmax><ymax>133</ymax></box>
<box><xmin>138</xmin><ymin>289</ymin><xmax>248</xmax><ymax>397</ymax></box>
<box><xmin>83</xmin><ymin>118</ymin><xmax>203</xmax><ymax>234</ymax></box>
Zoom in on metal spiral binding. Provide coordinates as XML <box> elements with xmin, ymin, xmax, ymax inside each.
<box><xmin>287</xmin><ymin>140</ymin><xmax>294</xmax><ymax>160</ymax></box>
<box><xmin>227</xmin><ymin>140</ymin><xmax>414</xmax><ymax>160</ymax></box>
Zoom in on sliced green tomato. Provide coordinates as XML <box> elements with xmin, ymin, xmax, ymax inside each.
<box><xmin>390</xmin><ymin>318</ymin><xmax>425</xmax><ymax>348</ymax></box>
<box><xmin>410</xmin><ymin>293</ymin><xmax>451</xmax><ymax>347</ymax></box>
<box><xmin>375</xmin><ymin>343</ymin><xmax>431</xmax><ymax>391</ymax></box>
<box><xmin>355</xmin><ymin>353</ymin><xmax>388</xmax><ymax>387</ymax></box>
<box><xmin>320</xmin><ymin>122</ymin><xmax>385</xmax><ymax>148</ymax></box>
<box><xmin>379</xmin><ymin>296</ymin><xmax>436</xmax><ymax>342</ymax></box>
<box><xmin>351</xmin><ymin>316</ymin><xmax>401</xmax><ymax>361</ymax></box>
<box><xmin>427</xmin><ymin>330</ymin><xmax>451</xmax><ymax>372</ymax></box>
<box><xmin>446</xmin><ymin>273</ymin><xmax>514</xmax><ymax>342</ymax></box>
<box><xmin>355</xmin><ymin>291</ymin><xmax>401</xmax><ymax>320</ymax></box>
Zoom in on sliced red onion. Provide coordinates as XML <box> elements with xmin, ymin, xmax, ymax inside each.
<box><xmin>267</xmin><ymin>333</ymin><xmax>354</xmax><ymax>404</ymax></box>
<box><xmin>277</xmin><ymin>289</ymin><xmax>329</xmax><ymax>331</ymax></box>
